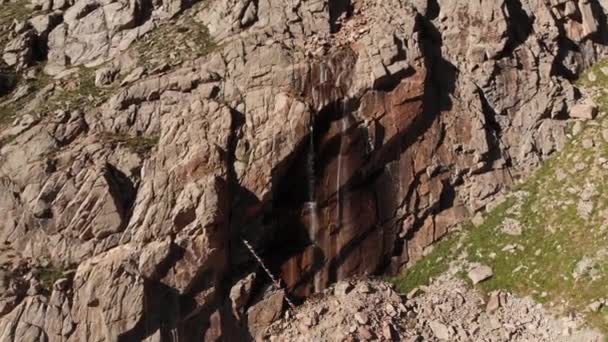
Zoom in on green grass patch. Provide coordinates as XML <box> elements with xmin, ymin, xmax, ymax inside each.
<box><xmin>0</xmin><ymin>0</ymin><xmax>33</xmax><ymax>47</ymax></box>
<box><xmin>463</xmin><ymin>154</ymin><xmax>608</xmax><ymax>332</ymax></box>
<box><xmin>37</xmin><ymin>265</ymin><xmax>66</xmax><ymax>294</ymax></box>
<box><xmin>0</xmin><ymin>64</ymin><xmax>51</xmax><ymax>129</ymax></box>
<box><xmin>101</xmin><ymin>132</ymin><xmax>159</xmax><ymax>154</ymax></box>
<box><xmin>0</xmin><ymin>102</ymin><xmax>18</xmax><ymax>127</ymax></box>
<box><xmin>464</xmin><ymin>59</ymin><xmax>608</xmax><ymax>334</ymax></box>
<box><xmin>133</xmin><ymin>3</ymin><xmax>216</xmax><ymax>70</ymax></box>
<box><xmin>45</xmin><ymin>67</ymin><xmax>111</xmax><ymax>113</ymax></box>
<box><xmin>578</xmin><ymin>59</ymin><xmax>608</xmax><ymax>89</ymax></box>
<box><xmin>390</xmin><ymin>232</ymin><xmax>462</xmax><ymax>294</ymax></box>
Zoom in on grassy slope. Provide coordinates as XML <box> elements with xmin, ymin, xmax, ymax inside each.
<box><xmin>392</xmin><ymin>60</ymin><xmax>608</xmax><ymax>334</ymax></box>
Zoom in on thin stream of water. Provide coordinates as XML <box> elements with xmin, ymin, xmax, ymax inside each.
<box><xmin>306</xmin><ymin>112</ymin><xmax>323</xmax><ymax>292</ymax></box>
<box><xmin>335</xmin><ymin>108</ymin><xmax>350</xmax><ymax>281</ymax></box>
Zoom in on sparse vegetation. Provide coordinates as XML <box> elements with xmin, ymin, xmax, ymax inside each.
<box><xmin>44</xmin><ymin>67</ymin><xmax>112</xmax><ymax>113</ymax></box>
<box><xmin>0</xmin><ymin>2</ymin><xmax>42</xmax><ymax>128</ymax></box>
<box><xmin>462</xmin><ymin>135</ymin><xmax>608</xmax><ymax>333</ymax></box>
<box><xmin>0</xmin><ymin>64</ymin><xmax>51</xmax><ymax>128</ymax></box>
<box><xmin>1</xmin><ymin>62</ymin><xmax>119</xmax><ymax>132</ymax></box>
<box><xmin>101</xmin><ymin>132</ymin><xmax>160</xmax><ymax>154</ymax></box>
<box><xmin>37</xmin><ymin>265</ymin><xmax>66</xmax><ymax>293</ymax></box>
<box><xmin>390</xmin><ymin>232</ymin><xmax>462</xmax><ymax>294</ymax></box>
<box><xmin>0</xmin><ymin>102</ymin><xmax>17</xmax><ymax>127</ymax></box>
<box><xmin>0</xmin><ymin>0</ymin><xmax>33</xmax><ymax>47</ymax></box>
<box><xmin>133</xmin><ymin>4</ymin><xmax>216</xmax><ymax>70</ymax></box>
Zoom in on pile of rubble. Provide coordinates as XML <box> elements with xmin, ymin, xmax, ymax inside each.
<box><xmin>264</xmin><ymin>271</ymin><xmax>602</xmax><ymax>342</ymax></box>
<box><xmin>264</xmin><ymin>279</ymin><xmax>409</xmax><ymax>341</ymax></box>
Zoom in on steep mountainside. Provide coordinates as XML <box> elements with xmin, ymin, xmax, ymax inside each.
<box><xmin>1</xmin><ymin>0</ymin><xmax>608</xmax><ymax>340</ymax></box>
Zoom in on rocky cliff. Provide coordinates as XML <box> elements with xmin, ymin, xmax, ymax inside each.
<box><xmin>0</xmin><ymin>0</ymin><xmax>607</xmax><ymax>340</ymax></box>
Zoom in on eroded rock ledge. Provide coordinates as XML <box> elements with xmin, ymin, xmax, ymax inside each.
<box><xmin>1</xmin><ymin>0</ymin><xmax>608</xmax><ymax>340</ymax></box>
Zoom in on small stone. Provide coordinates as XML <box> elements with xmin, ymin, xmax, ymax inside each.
<box><xmin>486</xmin><ymin>292</ymin><xmax>501</xmax><ymax>313</ymax></box>
<box><xmin>489</xmin><ymin>317</ymin><xmax>502</xmax><ymax>330</ymax></box>
<box><xmin>467</xmin><ymin>265</ymin><xmax>494</xmax><ymax>284</ymax></box>
<box><xmin>314</xmin><ymin>306</ymin><xmax>327</xmax><ymax>316</ymax></box>
<box><xmin>302</xmin><ymin>313</ymin><xmax>317</xmax><ymax>327</ymax></box>
<box><xmin>354</xmin><ymin>312</ymin><xmax>369</xmax><ymax>325</ymax></box>
<box><xmin>588</xmin><ymin>71</ymin><xmax>597</xmax><ymax>82</ymax></box>
<box><xmin>570</xmin><ymin>103</ymin><xmax>598</xmax><ymax>120</ymax></box>
<box><xmin>574</xmin><ymin>162</ymin><xmax>586</xmax><ymax>171</ymax></box>
<box><xmin>407</xmin><ymin>287</ymin><xmax>420</xmax><ymax>299</ymax></box>
<box><xmin>356</xmin><ymin>283</ymin><xmax>372</xmax><ymax>294</ymax></box>
<box><xmin>335</xmin><ymin>282</ymin><xmax>353</xmax><ymax>297</ymax></box>
<box><xmin>382</xmin><ymin>322</ymin><xmax>395</xmax><ymax>340</ymax></box>
<box><xmin>572</xmin><ymin>121</ymin><xmax>584</xmax><ymax>135</ymax></box>
<box><xmin>577</xmin><ymin>200</ymin><xmax>593</xmax><ymax>219</ymax></box>
<box><xmin>500</xmin><ymin>218</ymin><xmax>523</xmax><ymax>236</ymax></box>
<box><xmin>582</xmin><ymin>138</ymin><xmax>595</xmax><ymax>149</ymax></box>
<box><xmin>429</xmin><ymin>321</ymin><xmax>451</xmax><ymax>340</ymax></box>
<box><xmin>120</xmin><ymin>66</ymin><xmax>146</xmax><ymax>86</ymax></box>
<box><xmin>358</xmin><ymin>327</ymin><xmax>373</xmax><ymax>340</ymax></box>
<box><xmin>588</xmin><ymin>301</ymin><xmax>603</xmax><ymax>312</ymax></box>
<box><xmin>602</xmin><ymin>129</ymin><xmax>608</xmax><ymax>143</ymax></box>
<box><xmin>472</xmin><ymin>213</ymin><xmax>484</xmax><ymax>227</ymax></box>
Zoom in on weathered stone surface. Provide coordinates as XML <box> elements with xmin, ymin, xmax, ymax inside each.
<box><xmin>429</xmin><ymin>321</ymin><xmax>451</xmax><ymax>340</ymax></box>
<box><xmin>230</xmin><ymin>273</ymin><xmax>256</xmax><ymax>319</ymax></box>
<box><xmin>69</xmin><ymin>245</ymin><xmax>144</xmax><ymax>341</ymax></box>
<box><xmin>247</xmin><ymin>289</ymin><xmax>285</xmax><ymax>338</ymax></box>
<box><xmin>43</xmin><ymin>0</ymin><xmax>161</xmax><ymax>74</ymax></box>
<box><xmin>3</xmin><ymin>30</ymin><xmax>35</xmax><ymax>69</ymax></box>
<box><xmin>570</xmin><ymin>103</ymin><xmax>599</xmax><ymax>119</ymax></box>
<box><xmin>266</xmin><ymin>276</ymin><xmax>603</xmax><ymax>341</ymax></box>
<box><xmin>468</xmin><ymin>265</ymin><xmax>494</xmax><ymax>284</ymax></box>
<box><xmin>1</xmin><ymin>0</ymin><xmax>608</xmax><ymax>340</ymax></box>
<box><xmin>138</xmin><ymin>237</ymin><xmax>172</xmax><ymax>279</ymax></box>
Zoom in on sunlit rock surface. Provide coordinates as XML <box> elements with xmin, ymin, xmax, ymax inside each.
<box><xmin>0</xmin><ymin>0</ymin><xmax>607</xmax><ymax>339</ymax></box>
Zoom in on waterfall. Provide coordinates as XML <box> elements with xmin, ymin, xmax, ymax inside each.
<box><xmin>170</xmin><ymin>328</ymin><xmax>179</xmax><ymax>342</ymax></box>
<box><xmin>336</xmin><ymin>114</ymin><xmax>348</xmax><ymax>223</ymax></box>
<box><xmin>306</xmin><ymin>112</ymin><xmax>323</xmax><ymax>293</ymax></box>
<box><xmin>307</xmin><ymin>114</ymin><xmax>316</xmax><ymax>204</ymax></box>
<box><xmin>335</xmin><ymin>104</ymin><xmax>349</xmax><ymax>281</ymax></box>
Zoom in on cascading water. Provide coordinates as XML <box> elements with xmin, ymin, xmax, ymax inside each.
<box><xmin>294</xmin><ymin>51</ymin><xmax>356</xmax><ymax>293</ymax></box>
<box><xmin>334</xmin><ymin>107</ymin><xmax>349</xmax><ymax>281</ymax></box>
<box><xmin>306</xmin><ymin>112</ymin><xmax>323</xmax><ymax>293</ymax></box>
<box><xmin>170</xmin><ymin>328</ymin><xmax>179</xmax><ymax>342</ymax></box>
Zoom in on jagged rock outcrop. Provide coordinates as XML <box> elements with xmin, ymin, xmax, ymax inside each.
<box><xmin>1</xmin><ymin>0</ymin><xmax>608</xmax><ymax>340</ymax></box>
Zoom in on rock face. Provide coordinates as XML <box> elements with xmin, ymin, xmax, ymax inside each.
<box><xmin>1</xmin><ymin>0</ymin><xmax>608</xmax><ymax>340</ymax></box>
